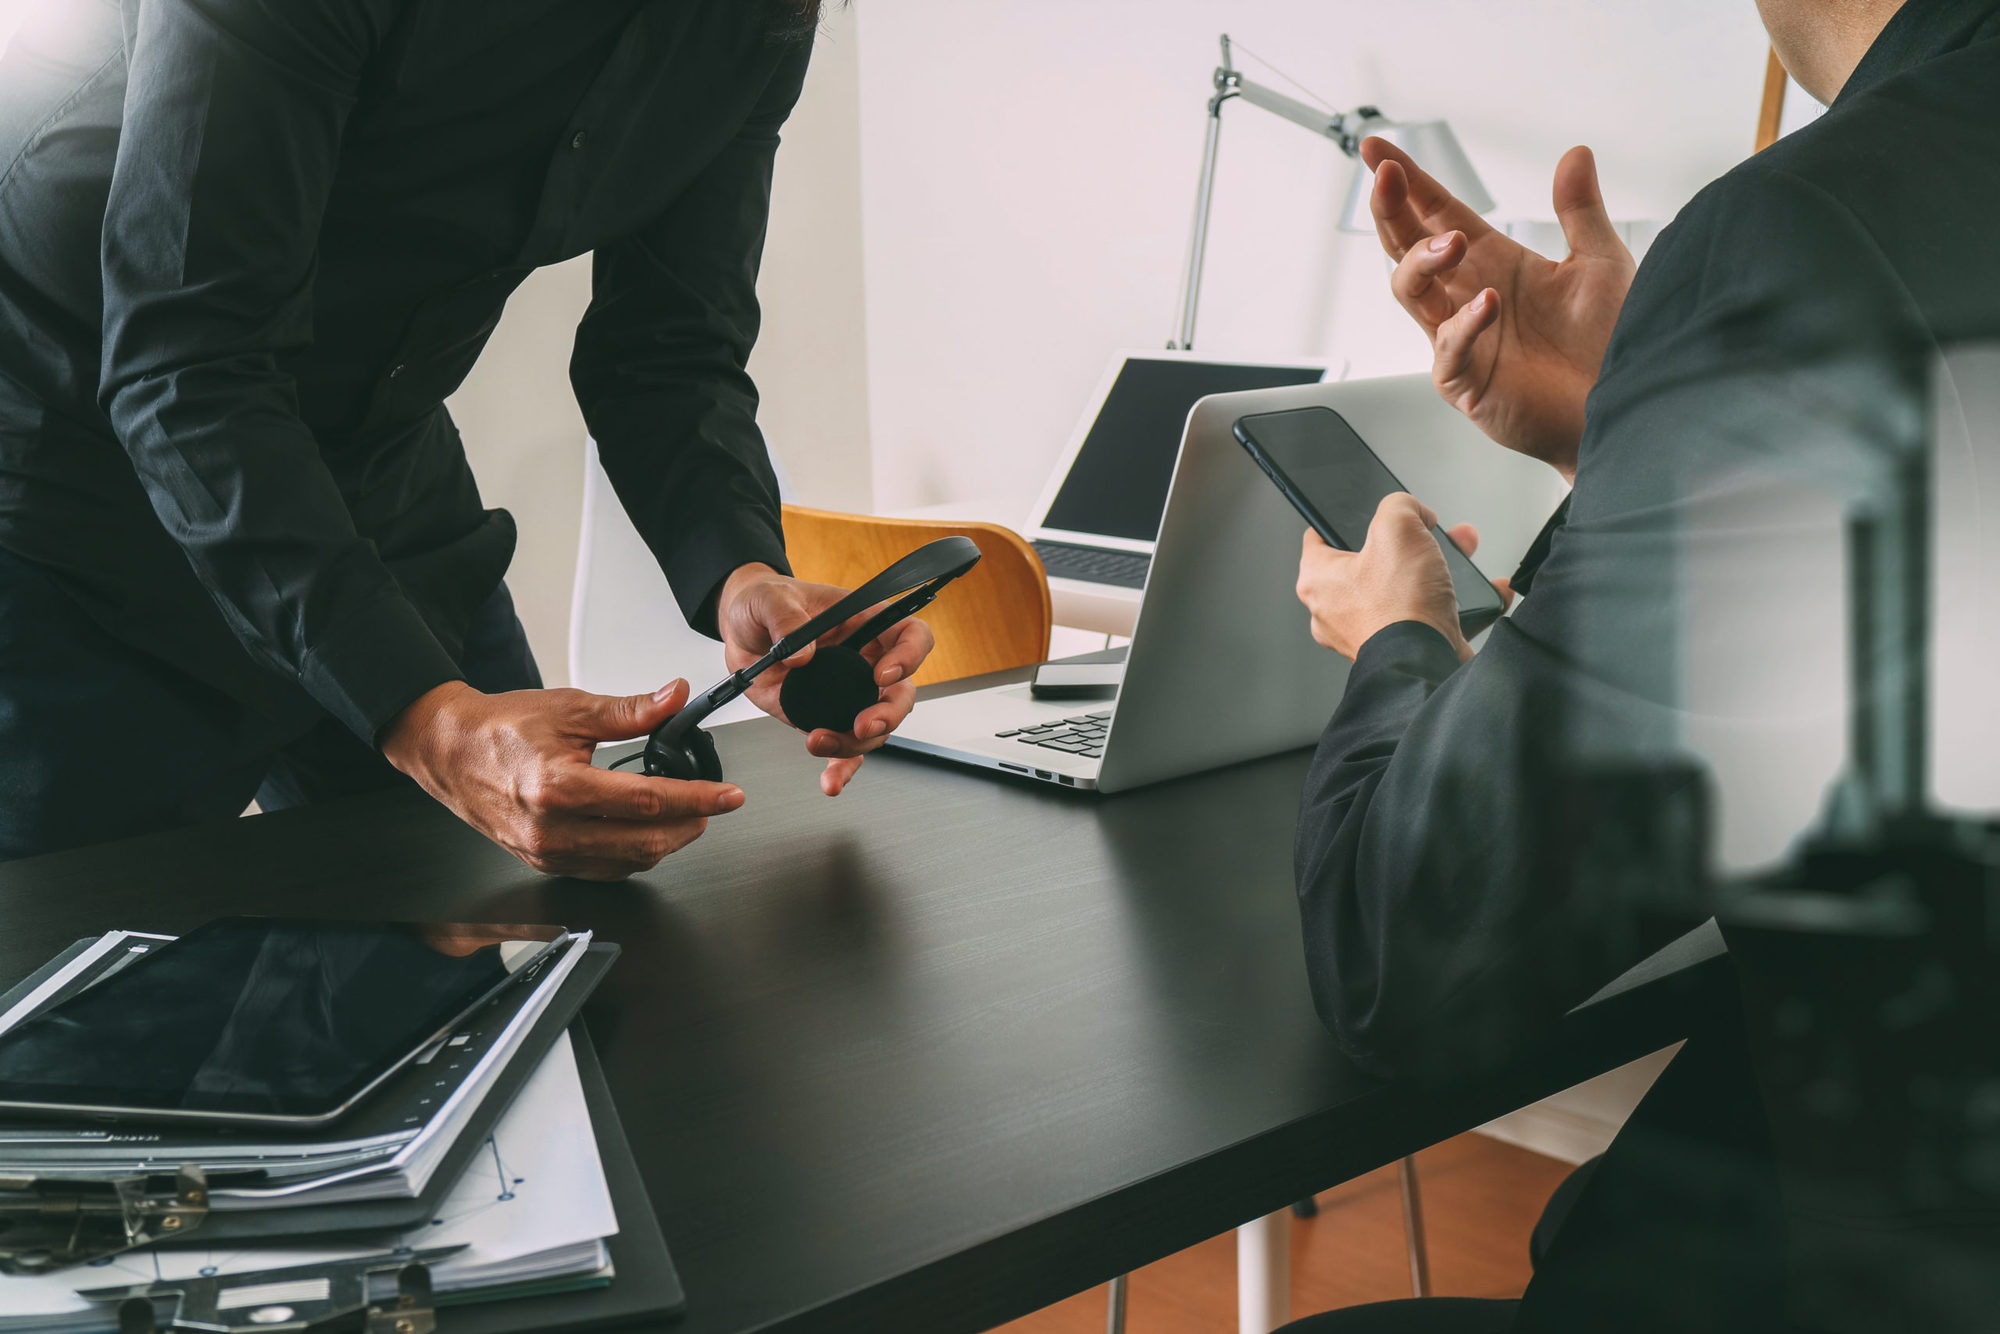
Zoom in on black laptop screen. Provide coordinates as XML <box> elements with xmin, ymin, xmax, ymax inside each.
<box><xmin>1041</xmin><ymin>359</ymin><xmax>1325</xmax><ymax>544</ymax></box>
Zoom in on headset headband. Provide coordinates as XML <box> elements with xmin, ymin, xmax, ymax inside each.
<box><xmin>671</xmin><ymin>535</ymin><xmax>982</xmax><ymax>732</ymax></box>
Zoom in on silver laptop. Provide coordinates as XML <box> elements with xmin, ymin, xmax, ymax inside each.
<box><xmin>1025</xmin><ymin>352</ymin><xmax>1326</xmax><ymax>595</ymax></box>
<box><xmin>889</xmin><ymin>374</ymin><xmax>1566</xmax><ymax>793</ymax></box>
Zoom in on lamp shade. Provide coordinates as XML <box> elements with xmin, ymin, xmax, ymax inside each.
<box><xmin>1338</xmin><ymin>118</ymin><xmax>1495</xmax><ymax>233</ymax></box>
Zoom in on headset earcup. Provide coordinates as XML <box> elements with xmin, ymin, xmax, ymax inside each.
<box><xmin>685</xmin><ymin>725</ymin><xmax>723</xmax><ymax>782</ymax></box>
<box><xmin>642</xmin><ymin>720</ymin><xmax>724</xmax><ymax>782</ymax></box>
<box><xmin>779</xmin><ymin>645</ymin><xmax>882</xmax><ymax>734</ymax></box>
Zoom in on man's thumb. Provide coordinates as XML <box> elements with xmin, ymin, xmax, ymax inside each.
<box><xmin>1552</xmin><ymin>145</ymin><xmax>1625</xmax><ymax>260</ymax></box>
<box><xmin>577</xmin><ymin>679</ymin><xmax>688</xmax><ymax>742</ymax></box>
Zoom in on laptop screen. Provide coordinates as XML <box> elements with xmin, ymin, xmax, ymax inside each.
<box><xmin>1041</xmin><ymin>358</ymin><xmax>1326</xmax><ymax>543</ymax></box>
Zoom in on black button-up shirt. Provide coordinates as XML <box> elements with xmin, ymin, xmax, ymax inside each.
<box><xmin>0</xmin><ymin>0</ymin><xmax>806</xmax><ymax>740</ymax></box>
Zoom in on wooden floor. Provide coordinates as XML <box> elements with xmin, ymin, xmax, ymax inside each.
<box><xmin>991</xmin><ymin>1133</ymin><xmax>1573</xmax><ymax>1334</ymax></box>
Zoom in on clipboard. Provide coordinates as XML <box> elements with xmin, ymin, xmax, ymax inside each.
<box><xmin>0</xmin><ymin>939</ymin><xmax>619</xmax><ymax>1247</ymax></box>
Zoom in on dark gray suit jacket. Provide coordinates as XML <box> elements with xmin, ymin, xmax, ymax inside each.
<box><xmin>1293</xmin><ymin>3</ymin><xmax>2000</xmax><ymax>1329</ymax></box>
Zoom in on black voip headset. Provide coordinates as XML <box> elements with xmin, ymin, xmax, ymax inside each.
<box><xmin>616</xmin><ymin>536</ymin><xmax>982</xmax><ymax>783</ymax></box>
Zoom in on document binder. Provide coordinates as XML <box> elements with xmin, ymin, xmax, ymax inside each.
<box><xmin>0</xmin><ymin>941</ymin><xmax>619</xmax><ymax>1255</ymax></box>
<box><xmin>0</xmin><ymin>942</ymin><xmax>686</xmax><ymax>1332</ymax></box>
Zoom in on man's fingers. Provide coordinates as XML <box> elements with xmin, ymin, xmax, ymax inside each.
<box><xmin>1390</xmin><ymin>231</ymin><xmax>1467</xmax><ymax>330</ymax></box>
<box><xmin>569</xmin><ymin>680</ymin><xmax>687</xmax><ymax>743</ymax></box>
<box><xmin>1369</xmin><ymin>492</ymin><xmax>1439</xmax><ymax>542</ymax></box>
<box><xmin>1368</xmin><ymin>158</ymin><xmax>1432</xmax><ymax>260</ymax></box>
<box><xmin>1445</xmin><ymin>522</ymin><xmax>1480</xmax><ymax>556</ymax></box>
<box><xmin>542</xmin><ymin>816</ymin><xmax>711</xmax><ymax>880</ymax></box>
<box><xmin>533</xmin><ymin>763</ymin><xmax>745</xmax><ymax>821</ymax></box>
<box><xmin>1552</xmin><ymin>145</ymin><xmax>1626</xmax><ymax>261</ymax></box>
<box><xmin>1362</xmin><ymin>137</ymin><xmax>1493</xmax><ymax>238</ymax></box>
<box><xmin>1433</xmin><ymin>289</ymin><xmax>1501</xmax><ymax>396</ymax></box>
<box><xmin>804</xmin><ymin>680</ymin><xmax>917</xmax><ymax>757</ymax></box>
<box><xmin>1298</xmin><ymin>526</ymin><xmax>1354</xmax><ymax>607</ymax></box>
<box><xmin>761</xmin><ymin>582</ymin><xmax>823</xmax><ymax>666</ymax></box>
<box><xmin>820</xmin><ymin>755</ymin><xmax>865</xmax><ymax>797</ymax></box>
<box><xmin>864</xmin><ymin>617</ymin><xmax>934</xmax><ymax>688</ymax></box>
<box><xmin>1493</xmin><ymin>577</ymin><xmax>1516</xmax><ymax>611</ymax></box>
<box><xmin>853</xmin><ymin>679</ymin><xmax>917</xmax><ymax>742</ymax></box>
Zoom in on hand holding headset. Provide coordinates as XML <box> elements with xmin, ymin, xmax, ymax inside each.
<box><xmin>623</xmin><ymin>536</ymin><xmax>982</xmax><ymax>783</ymax></box>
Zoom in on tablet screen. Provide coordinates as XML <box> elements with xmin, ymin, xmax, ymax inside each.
<box><xmin>0</xmin><ymin>918</ymin><xmax>564</xmax><ymax>1124</ymax></box>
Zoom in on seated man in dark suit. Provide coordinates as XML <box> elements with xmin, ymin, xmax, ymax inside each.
<box><xmin>1282</xmin><ymin>0</ymin><xmax>2000</xmax><ymax>1330</ymax></box>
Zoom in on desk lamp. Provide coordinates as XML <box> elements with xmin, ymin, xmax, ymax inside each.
<box><xmin>1169</xmin><ymin>34</ymin><xmax>1495</xmax><ymax>350</ymax></box>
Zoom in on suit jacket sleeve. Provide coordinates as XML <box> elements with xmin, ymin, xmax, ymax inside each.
<box><xmin>1294</xmin><ymin>161</ymin><xmax>1931</xmax><ymax>1081</ymax></box>
<box><xmin>569</xmin><ymin>40</ymin><xmax>812</xmax><ymax>638</ymax></box>
<box><xmin>98</xmin><ymin>0</ymin><xmax>464</xmax><ymax>744</ymax></box>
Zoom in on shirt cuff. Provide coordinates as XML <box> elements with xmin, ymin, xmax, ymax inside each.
<box><xmin>663</xmin><ymin>504</ymin><xmax>792</xmax><ymax>639</ymax></box>
<box><xmin>1353</xmin><ymin>620</ymin><xmax>1464</xmax><ymax>688</ymax></box>
<box><xmin>298</xmin><ymin>592</ymin><xmax>467</xmax><ymax>744</ymax></box>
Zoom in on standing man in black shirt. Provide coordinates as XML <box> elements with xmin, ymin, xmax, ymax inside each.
<box><xmin>0</xmin><ymin>0</ymin><xmax>930</xmax><ymax>876</ymax></box>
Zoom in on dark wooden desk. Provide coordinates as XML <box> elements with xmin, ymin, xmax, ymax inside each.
<box><xmin>0</xmin><ymin>692</ymin><xmax>1714</xmax><ymax>1334</ymax></box>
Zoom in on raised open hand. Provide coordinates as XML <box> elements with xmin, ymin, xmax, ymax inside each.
<box><xmin>1364</xmin><ymin>138</ymin><xmax>1636</xmax><ymax>480</ymax></box>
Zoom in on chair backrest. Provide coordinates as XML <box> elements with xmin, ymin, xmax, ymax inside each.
<box><xmin>781</xmin><ymin>505</ymin><xmax>1051</xmax><ymax>684</ymax></box>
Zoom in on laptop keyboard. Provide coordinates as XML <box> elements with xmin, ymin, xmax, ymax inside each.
<box><xmin>997</xmin><ymin>711</ymin><xmax>1112</xmax><ymax>760</ymax></box>
<box><xmin>1032</xmin><ymin>541</ymin><xmax>1151</xmax><ymax>590</ymax></box>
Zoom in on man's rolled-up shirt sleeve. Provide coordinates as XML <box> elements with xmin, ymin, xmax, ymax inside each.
<box><xmin>98</xmin><ymin>0</ymin><xmax>461</xmax><ymax>742</ymax></box>
<box><xmin>570</xmin><ymin>42</ymin><xmax>811</xmax><ymax>639</ymax></box>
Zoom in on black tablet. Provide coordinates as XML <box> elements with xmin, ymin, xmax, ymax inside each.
<box><xmin>0</xmin><ymin>918</ymin><xmax>568</xmax><ymax>1129</ymax></box>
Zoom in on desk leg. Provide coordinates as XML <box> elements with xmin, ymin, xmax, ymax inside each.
<box><xmin>1236</xmin><ymin>1210</ymin><xmax>1292</xmax><ymax>1334</ymax></box>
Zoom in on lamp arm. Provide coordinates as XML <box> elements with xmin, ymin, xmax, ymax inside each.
<box><xmin>1232</xmin><ymin>78</ymin><xmax>1368</xmax><ymax>156</ymax></box>
<box><xmin>1168</xmin><ymin>84</ymin><xmax>1232</xmax><ymax>350</ymax></box>
<box><xmin>1169</xmin><ymin>35</ymin><xmax>1377</xmax><ymax>349</ymax></box>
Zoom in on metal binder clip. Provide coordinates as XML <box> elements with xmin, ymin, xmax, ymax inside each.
<box><xmin>0</xmin><ymin>1164</ymin><xmax>209</xmax><ymax>1274</ymax></box>
<box><xmin>80</xmin><ymin>1246</ymin><xmax>462</xmax><ymax>1334</ymax></box>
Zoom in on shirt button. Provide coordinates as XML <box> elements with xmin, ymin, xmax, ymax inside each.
<box><xmin>570</xmin><ymin>130</ymin><xmax>588</xmax><ymax>150</ymax></box>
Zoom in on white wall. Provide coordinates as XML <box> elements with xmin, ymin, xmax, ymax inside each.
<box><xmin>451</xmin><ymin>5</ymin><xmax>873</xmax><ymax>686</ymax></box>
<box><xmin>853</xmin><ymin>0</ymin><xmax>1778</xmax><ymax>515</ymax></box>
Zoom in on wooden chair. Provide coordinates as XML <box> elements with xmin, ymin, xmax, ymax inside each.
<box><xmin>1756</xmin><ymin>48</ymin><xmax>1789</xmax><ymax>152</ymax></box>
<box><xmin>779</xmin><ymin>505</ymin><xmax>1052</xmax><ymax>684</ymax></box>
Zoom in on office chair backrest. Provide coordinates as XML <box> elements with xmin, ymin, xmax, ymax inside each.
<box><xmin>780</xmin><ymin>505</ymin><xmax>1052</xmax><ymax>684</ymax></box>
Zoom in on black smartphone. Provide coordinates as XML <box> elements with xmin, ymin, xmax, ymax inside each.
<box><xmin>0</xmin><ymin>918</ymin><xmax>570</xmax><ymax>1128</ymax></box>
<box><xmin>1233</xmin><ymin>407</ymin><xmax>1508</xmax><ymax>637</ymax></box>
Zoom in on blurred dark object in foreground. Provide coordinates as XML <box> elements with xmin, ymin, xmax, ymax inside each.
<box><xmin>1723</xmin><ymin>817</ymin><xmax>2000</xmax><ymax>1333</ymax></box>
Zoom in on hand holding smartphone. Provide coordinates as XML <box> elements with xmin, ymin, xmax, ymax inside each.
<box><xmin>1232</xmin><ymin>407</ymin><xmax>1507</xmax><ymax>637</ymax></box>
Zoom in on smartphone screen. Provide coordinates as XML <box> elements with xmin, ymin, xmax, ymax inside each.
<box><xmin>0</xmin><ymin>918</ymin><xmax>566</xmax><ymax>1125</ymax></box>
<box><xmin>1233</xmin><ymin>407</ymin><xmax>1506</xmax><ymax>635</ymax></box>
